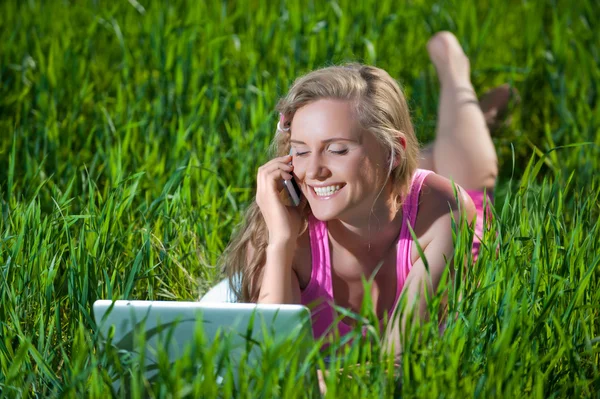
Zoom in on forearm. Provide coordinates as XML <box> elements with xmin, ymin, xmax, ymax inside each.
<box><xmin>383</xmin><ymin>249</ymin><xmax>451</xmax><ymax>359</ymax></box>
<box><xmin>382</xmin><ymin>281</ymin><xmax>417</xmax><ymax>360</ymax></box>
<box><xmin>257</xmin><ymin>241</ymin><xmax>298</xmax><ymax>304</ymax></box>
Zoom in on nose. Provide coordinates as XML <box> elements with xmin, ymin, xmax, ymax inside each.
<box><xmin>305</xmin><ymin>153</ymin><xmax>331</xmax><ymax>181</ymax></box>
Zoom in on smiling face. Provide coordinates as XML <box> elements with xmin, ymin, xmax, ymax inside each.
<box><xmin>290</xmin><ymin>99</ymin><xmax>393</xmax><ymax>224</ymax></box>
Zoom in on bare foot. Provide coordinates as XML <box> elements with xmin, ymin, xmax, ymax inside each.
<box><xmin>426</xmin><ymin>31</ymin><xmax>471</xmax><ymax>88</ymax></box>
<box><xmin>479</xmin><ymin>84</ymin><xmax>521</xmax><ymax>131</ymax></box>
<box><xmin>427</xmin><ymin>32</ymin><xmax>520</xmax><ymax>132</ymax></box>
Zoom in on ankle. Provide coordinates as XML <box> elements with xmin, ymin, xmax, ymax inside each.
<box><xmin>440</xmin><ymin>82</ymin><xmax>477</xmax><ymax>99</ymax></box>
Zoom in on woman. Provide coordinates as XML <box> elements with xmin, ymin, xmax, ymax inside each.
<box><xmin>219</xmin><ymin>32</ymin><xmax>505</xmax><ymax>357</ymax></box>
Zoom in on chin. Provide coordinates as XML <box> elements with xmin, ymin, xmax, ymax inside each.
<box><xmin>307</xmin><ymin>204</ymin><xmax>344</xmax><ymax>222</ymax></box>
<box><xmin>305</xmin><ymin>187</ymin><xmax>351</xmax><ymax>222</ymax></box>
<box><xmin>309</xmin><ymin>209</ymin><xmax>337</xmax><ymax>222</ymax></box>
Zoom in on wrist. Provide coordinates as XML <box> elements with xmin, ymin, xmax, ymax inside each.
<box><xmin>264</xmin><ymin>241</ymin><xmax>296</xmax><ymax>273</ymax></box>
<box><xmin>267</xmin><ymin>238</ymin><xmax>297</xmax><ymax>251</ymax></box>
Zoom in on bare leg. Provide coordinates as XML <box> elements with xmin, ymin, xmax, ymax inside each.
<box><xmin>419</xmin><ymin>31</ymin><xmax>498</xmax><ymax>192</ymax></box>
<box><xmin>419</xmin><ymin>84</ymin><xmax>516</xmax><ymax>173</ymax></box>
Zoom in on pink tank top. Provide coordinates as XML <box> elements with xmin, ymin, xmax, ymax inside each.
<box><xmin>300</xmin><ymin>169</ymin><xmax>433</xmax><ymax>341</ymax></box>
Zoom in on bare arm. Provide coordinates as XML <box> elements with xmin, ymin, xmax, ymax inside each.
<box><xmin>255</xmin><ymin>241</ymin><xmax>302</xmax><ymax>304</ymax></box>
<box><xmin>251</xmin><ymin>153</ymin><xmax>307</xmax><ymax>304</ymax></box>
<box><xmin>383</xmin><ymin>173</ymin><xmax>476</xmax><ymax>358</ymax></box>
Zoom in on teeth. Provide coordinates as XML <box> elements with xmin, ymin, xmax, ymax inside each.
<box><xmin>314</xmin><ymin>185</ymin><xmax>341</xmax><ymax>197</ymax></box>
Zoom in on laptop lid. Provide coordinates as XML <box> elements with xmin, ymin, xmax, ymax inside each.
<box><xmin>93</xmin><ymin>300</ymin><xmax>316</xmax><ymax>393</ymax></box>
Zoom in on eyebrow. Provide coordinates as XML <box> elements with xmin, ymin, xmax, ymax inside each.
<box><xmin>290</xmin><ymin>138</ymin><xmax>358</xmax><ymax>145</ymax></box>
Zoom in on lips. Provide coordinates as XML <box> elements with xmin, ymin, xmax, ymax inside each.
<box><xmin>308</xmin><ymin>183</ymin><xmax>346</xmax><ymax>199</ymax></box>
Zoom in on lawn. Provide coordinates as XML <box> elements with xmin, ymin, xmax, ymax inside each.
<box><xmin>0</xmin><ymin>0</ymin><xmax>598</xmax><ymax>397</ymax></box>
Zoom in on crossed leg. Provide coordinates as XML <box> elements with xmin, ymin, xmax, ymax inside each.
<box><xmin>419</xmin><ymin>31</ymin><xmax>500</xmax><ymax>193</ymax></box>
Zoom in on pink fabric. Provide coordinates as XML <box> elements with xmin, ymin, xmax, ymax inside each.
<box><xmin>465</xmin><ymin>189</ymin><xmax>494</xmax><ymax>262</ymax></box>
<box><xmin>300</xmin><ymin>169</ymin><xmax>433</xmax><ymax>341</ymax></box>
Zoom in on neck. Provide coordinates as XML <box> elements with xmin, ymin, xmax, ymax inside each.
<box><xmin>328</xmin><ymin>192</ymin><xmax>403</xmax><ymax>258</ymax></box>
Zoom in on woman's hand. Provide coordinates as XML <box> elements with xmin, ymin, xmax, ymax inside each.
<box><xmin>255</xmin><ymin>154</ymin><xmax>306</xmax><ymax>245</ymax></box>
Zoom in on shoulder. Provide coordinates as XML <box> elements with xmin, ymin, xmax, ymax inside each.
<box><xmin>420</xmin><ymin>172</ymin><xmax>476</xmax><ymax>217</ymax></box>
<box><xmin>414</xmin><ymin>172</ymin><xmax>476</xmax><ymax>240</ymax></box>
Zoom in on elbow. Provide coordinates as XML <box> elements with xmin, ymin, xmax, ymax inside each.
<box><xmin>456</xmin><ymin>186</ymin><xmax>477</xmax><ymax>224</ymax></box>
<box><xmin>481</xmin><ymin>157</ymin><xmax>498</xmax><ymax>193</ymax></box>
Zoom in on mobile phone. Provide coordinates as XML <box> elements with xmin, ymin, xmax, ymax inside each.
<box><xmin>283</xmin><ymin>149</ymin><xmax>302</xmax><ymax>206</ymax></box>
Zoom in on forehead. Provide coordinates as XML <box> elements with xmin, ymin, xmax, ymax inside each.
<box><xmin>290</xmin><ymin>99</ymin><xmax>362</xmax><ymax>143</ymax></box>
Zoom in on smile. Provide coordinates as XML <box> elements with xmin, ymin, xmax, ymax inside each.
<box><xmin>310</xmin><ymin>184</ymin><xmax>345</xmax><ymax>199</ymax></box>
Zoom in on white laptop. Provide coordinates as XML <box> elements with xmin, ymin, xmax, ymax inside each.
<box><xmin>93</xmin><ymin>300</ymin><xmax>316</xmax><ymax>394</ymax></box>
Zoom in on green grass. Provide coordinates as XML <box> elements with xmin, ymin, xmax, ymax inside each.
<box><xmin>0</xmin><ymin>0</ymin><xmax>599</xmax><ymax>397</ymax></box>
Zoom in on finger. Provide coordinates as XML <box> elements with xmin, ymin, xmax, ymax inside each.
<box><xmin>257</xmin><ymin>162</ymin><xmax>293</xmax><ymax>178</ymax></box>
<box><xmin>260</xmin><ymin>155</ymin><xmax>292</xmax><ymax>169</ymax></box>
<box><xmin>265</xmin><ymin>163</ymin><xmax>294</xmax><ymax>175</ymax></box>
<box><xmin>270</xmin><ymin>169</ymin><xmax>293</xmax><ymax>182</ymax></box>
<box><xmin>261</xmin><ymin>164</ymin><xmax>294</xmax><ymax>181</ymax></box>
<box><xmin>258</xmin><ymin>169</ymin><xmax>293</xmax><ymax>193</ymax></box>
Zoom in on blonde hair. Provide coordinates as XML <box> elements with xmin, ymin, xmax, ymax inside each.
<box><xmin>220</xmin><ymin>64</ymin><xmax>419</xmax><ymax>302</ymax></box>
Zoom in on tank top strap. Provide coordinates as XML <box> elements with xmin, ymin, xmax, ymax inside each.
<box><xmin>404</xmin><ymin>169</ymin><xmax>434</xmax><ymax>226</ymax></box>
<box><xmin>303</xmin><ymin>214</ymin><xmax>333</xmax><ymax>298</ymax></box>
<box><xmin>396</xmin><ymin>169</ymin><xmax>434</xmax><ymax>284</ymax></box>
<box><xmin>301</xmin><ymin>170</ymin><xmax>435</xmax><ymax>341</ymax></box>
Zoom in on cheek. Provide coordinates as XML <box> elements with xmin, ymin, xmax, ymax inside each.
<box><xmin>353</xmin><ymin>156</ymin><xmax>375</xmax><ymax>180</ymax></box>
<box><xmin>292</xmin><ymin>160</ymin><xmax>307</xmax><ymax>179</ymax></box>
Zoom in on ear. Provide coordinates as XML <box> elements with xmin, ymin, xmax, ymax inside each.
<box><xmin>389</xmin><ymin>132</ymin><xmax>407</xmax><ymax>170</ymax></box>
<box><xmin>398</xmin><ymin>135</ymin><xmax>407</xmax><ymax>150</ymax></box>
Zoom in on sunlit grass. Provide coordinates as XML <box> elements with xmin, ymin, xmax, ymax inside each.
<box><xmin>0</xmin><ymin>0</ymin><xmax>598</xmax><ymax>397</ymax></box>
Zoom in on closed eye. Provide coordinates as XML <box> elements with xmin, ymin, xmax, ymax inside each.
<box><xmin>330</xmin><ymin>149</ymin><xmax>348</xmax><ymax>155</ymax></box>
<box><xmin>294</xmin><ymin>149</ymin><xmax>348</xmax><ymax>156</ymax></box>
